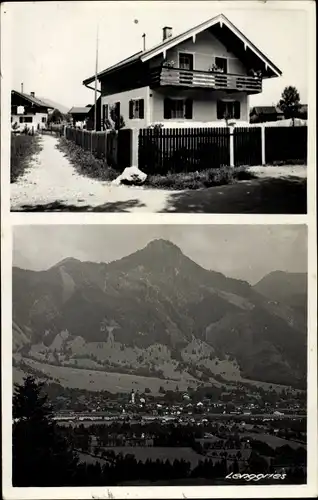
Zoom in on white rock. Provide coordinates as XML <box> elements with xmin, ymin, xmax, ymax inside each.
<box><xmin>112</xmin><ymin>166</ymin><xmax>147</xmax><ymax>186</ymax></box>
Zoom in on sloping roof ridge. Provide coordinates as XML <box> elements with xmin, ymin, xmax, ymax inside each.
<box><xmin>83</xmin><ymin>12</ymin><xmax>281</xmax><ymax>84</ymax></box>
<box><xmin>12</xmin><ymin>89</ymin><xmax>54</xmax><ymax>109</ymax></box>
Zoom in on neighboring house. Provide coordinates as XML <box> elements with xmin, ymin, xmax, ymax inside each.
<box><xmin>11</xmin><ymin>89</ymin><xmax>54</xmax><ymax>131</ymax></box>
<box><xmin>83</xmin><ymin>13</ymin><xmax>282</xmax><ymax>129</ymax></box>
<box><xmin>250</xmin><ymin>106</ymin><xmax>284</xmax><ymax>123</ymax></box>
<box><xmin>86</xmin><ymin>96</ymin><xmax>102</xmax><ymax>130</ymax></box>
<box><xmin>68</xmin><ymin>105</ymin><xmax>92</xmax><ymax>127</ymax></box>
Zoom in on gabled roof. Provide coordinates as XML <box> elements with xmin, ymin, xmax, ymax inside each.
<box><xmin>11</xmin><ymin>90</ymin><xmax>54</xmax><ymax>110</ymax></box>
<box><xmin>251</xmin><ymin>106</ymin><xmax>283</xmax><ymax>115</ymax></box>
<box><xmin>68</xmin><ymin>106</ymin><xmax>92</xmax><ymax>114</ymax></box>
<box><xmin>83</xmin><ymin>13</ymin><xmax>282</xmax><ymax>85</ymax></box>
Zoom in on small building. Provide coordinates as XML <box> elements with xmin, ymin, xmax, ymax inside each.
<box><xmin>68</xmin><ymin>105</ymin><xmax>92</xmax><ymax>128</ymax></box>
<box><xmin>250</xmin><ymin>106</ymin><xmax>284</xmax><ymax>123</ymax></box>
<box><xmin>83</xmin><ymin>13</ymin><xmax>282</xmax><ymax>129</ymax></box>
<box><xmin>11</xmin><ymin>89</ymin><xmax>54</xmax><ymax>132</ymax></box>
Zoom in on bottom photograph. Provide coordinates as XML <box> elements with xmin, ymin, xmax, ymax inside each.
<box><xmin>12</xmin><ymin>224</ymin><xmax>307</xmax><ymax>487</ymax></box>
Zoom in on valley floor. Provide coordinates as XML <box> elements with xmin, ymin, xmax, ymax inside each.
<box><xmin>11</xmin><ymin>134</ymin><xmax>306</xmax><ymax>213</ymax></box>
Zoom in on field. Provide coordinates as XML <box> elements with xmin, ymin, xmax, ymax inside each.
<box><xmin>242</xmin><ymin>432</ymin><xmax>306</xmax><ymax>450</ymax></box>
<box><xmin>13</xmin><ymin>358</ymin><xmax>197</xmax><ymax>394</ymax></box>
<box><xmin>11</xmin><ymin>133</ymin><xmax>42</xmax><ymax>183</ymax></box>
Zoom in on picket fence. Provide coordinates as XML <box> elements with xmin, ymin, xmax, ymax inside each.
<box><xmin>138</xmin><ymin>126</ymin><xmax>307</xmax><ymax>174</ymax></box>
<box><xmin>64</xmin><ymin>127</ymin><xmax>132</xmax><ymax>168</ymax></box>
<box><xmin>62</xmin><ymin>125</ymin><xmax>307</xmax><ymax>174</ymax></box>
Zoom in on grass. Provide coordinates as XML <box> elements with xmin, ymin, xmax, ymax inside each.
<box><xmin>144</xmin><ymin>166</ymin><xmax>257</xmax><ymax>191</ymax></box>
<box><xmin>56</xmin><ymin>137</ymin><xmax>119</xmax><ymax>182</ymax></box>
<box><xmin>11</xmin><ymin>132</ymin><xmax>42</xmax><ymax>183</ymax></box>
<box><xmin>56</xmin><ymin>137</ymin><xmax>257</xmax><ymax>190</ymax></box>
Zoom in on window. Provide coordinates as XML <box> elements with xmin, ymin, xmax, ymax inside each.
<box><xmin>179</xmin><ymin>53</ymin><xmax>193</xmax><ymax>70</ymax></box>
<box><xmin>217</xmin><ymin>100</ymin><xmax>240</xmax><ymax>120</ymax></box>
<box><xmin>129</xmin><ymin>99</ymin><xmax>144</xmax><ymax>119</ymax></box>
<box><xmin>41</xmin><ymin>117</ymin><xmax>47</xmax><ymax>123</ymax></box>
<box><xmin>164</xmin><ymin>98</ymin><xmax>193</xmax><ymax>119</ymax></box>
<box><xmin>19</xmin><ymin>116</ymin><xmax>33</xmax><ymax>123</ymax></box>
<box><xmin>215</xmin><ymin>57</ymin><xmax>228</xmax><ymax>74</ymax></box>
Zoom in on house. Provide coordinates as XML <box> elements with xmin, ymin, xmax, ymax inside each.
<box><xmin>11</xmin><ymin>89</ymin><xmax>54</xmax><ymax>131</ymax></box>
<box><xmin>68</xmin><ymin>105</ymin><xmax>92</xmax><ymax>127</ymax></box>
<box><xmin>83</xmin><ymin>13</ymin><xmax>282</xmax><ymax>129</ymax></box>
<box><xmin>250</xmin><ymin>106</ymin><xmax>284</xmax><ymax>123</ymax></box>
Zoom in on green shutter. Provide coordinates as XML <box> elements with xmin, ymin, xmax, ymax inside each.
<box><xmin>234</xmin><ymin>101</ymin><xmax>241</xmax><ymax>119</ymax></box>
<box><xmin>217</xmin><ymin>101</ymin><xmax>226</xmax><ymax>120</ymax></box>
<box><xmin>185</xmin><ymin>99</ymin><xmax>193</xmax><ymax>119</ymax></box>
<box><xmin>139</xmin><ymin>99</ymin><xmax>144</xmax><ymax>119</ymax></box>
<box><xmin>129</xmin><ymin>100</ymin><xmax>134</xmax><ymax>119</ymax></box>
<box><xmin>164</xmin><ymin>98</ymin><xmax>172</xmax><ymax>119</ymax></box>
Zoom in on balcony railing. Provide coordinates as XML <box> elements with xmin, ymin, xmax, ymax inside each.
<box><xmin>150</xmin><ymin>67</ymin><xmax>262</xmax><ymax>94</ymax></box>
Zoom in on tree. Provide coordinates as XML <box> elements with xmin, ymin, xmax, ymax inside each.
<box><xmin>109</xmin><ymin>104</ymin><xmax>125</xmax><ymax>130</ymax></box>
<box><xmin>48</xmin><ymin>108</ymin><xmax>64</xmax><ymax>125</ymax></box>
<box><xmin>13</xmin><ymin>376</ymin><xmax>79</xmax><ymax>486</ymax></box>
<box><xmin>278</xmin><ymin>86</ymin><xmax>301</xmax><ymax>125</ymax></box>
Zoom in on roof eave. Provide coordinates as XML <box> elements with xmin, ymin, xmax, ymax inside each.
<box><xmin>140</xmin><ymin>13</ymin><xmax>282</xmax><ymax>77</ymax></box>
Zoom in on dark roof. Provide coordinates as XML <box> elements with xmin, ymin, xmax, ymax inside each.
<box><xmin>251</xmin><ymin>106</ymin><xmax>283</xmax><ymax>115</ymax></box>
<box><xmin>68</xmin><ymin>106</ymin><xmax>92</xmax><ymax>115</ymax></box>
<box><xmin>83</xmin><ymin>13</ymin><xmax>282</xmax><ymax>85</ymax></box>
<box><xmin>11</xmin><ymin>90</ymin><xmax>54</xmax><ymax>109</ymax></box>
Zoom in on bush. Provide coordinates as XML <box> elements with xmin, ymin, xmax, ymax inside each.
<box><xmin>11</xmin><ymin>133</ymin><xmax>42</xmax><ymax>183</ymax></box>
<box><xmin>56</xmin><ymin>138</ymin><xmax>118</xmax><ymax>182</ymax></box>
<box><xmin>146</xmin><ymin>166</ymin><xmax>254</xmax><ymax>191</ymax></box>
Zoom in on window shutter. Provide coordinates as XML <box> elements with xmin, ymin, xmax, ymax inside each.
<box><xmin>129</xmin><ymin>100</ymin><xmax>134</xmax><ymax>119</ymax></box>
<box><xmin>164</xmin><ymin>98</ymin><xmax>172</xmax><ymax>119</ymax></box>
<box><xmin>234</xmin><ymin>101</ymin><xmax>241</xmax><ymax>119</ymax></box>
<box><xmin>217</xmin><ymin>101</ymin><xmax>226</xmax><ymax>119</ymax></box>
<box><xmin>139</xmin><ymin>99</ymin><xmax>144</xmax><ymax>119</ymax></box>
<box><xmin>184</xmin><ymin>99</ymin><xmax>193</xmax><ymax>119</ymax></box>
<box><xmin>115</xmin><ymin>102</ymin><xmax>120</xmax><ymax>129</ymax></box>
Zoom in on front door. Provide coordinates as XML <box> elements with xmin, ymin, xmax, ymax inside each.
<box><xmin>179</xmin><ymin>53</ymin><xmax>194</xmax><ymax>86</ymax></box>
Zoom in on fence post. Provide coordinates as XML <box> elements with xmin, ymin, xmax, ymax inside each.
<box><xmin>261</xmin><ymin>125</ymin><xmax>266</xmax><ymax>165</ymax></box>
<box><xmin>131</xmin><ymin>128</ymin><xmax>139</xmax><ymax>167</ymax></box>
<box><xmin>229</xmin><ymin>126</ymin><xmax>235</xmax><ymax>167</ymax></box>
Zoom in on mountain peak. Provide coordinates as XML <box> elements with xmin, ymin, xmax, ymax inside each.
<box><xmin>145</xmin><ymin>239</ymin><xmax>182</xmax><ymax>252</ymax></box>
<box><xmin>51</xmin><ymin>257</ymin><xmax>82</xmax><ymax>269</ymax></box>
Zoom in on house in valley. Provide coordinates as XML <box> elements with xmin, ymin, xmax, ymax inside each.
<box><xmin>83</xmin><ymin>14</ymin><xmax>282</xmax><ymax>129</ymax></box>
<box><xmin>68</xmin><ymin>105</ymin><xmax>92</xmax><ymax>128</ymax></box>
<box><xmin>11</xmin><ymin>89</ymin><xmax>54</xmax><ymax>131</ymax></box>
<box><xmin>250</xmin><ymin>106</ymin><xmax>284</xmax><ymax>123</ymax></box>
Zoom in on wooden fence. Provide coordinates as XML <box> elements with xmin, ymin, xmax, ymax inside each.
<box><xmin>138</xmin><ymin>127</ymin><xmax>230</xmax><ymax>174</ymax></box>
<box><xmin>265</xmin><ymin>126</ymin><xmax>307</xmax><ymax>164</ymax></box>
<box><xmin>234</xmin><ymin>127</ymin><xmax>262</xmax><ymax>166</ymax></box>
<box><xmin>138</xmin><ymin>125</ymin><xmax>307</xmax><ymax>173</ymax></box>
<box><xmin>64</xmin><ymin>127</ymin><xmax>132</xmax><ymax>169</ymax></box>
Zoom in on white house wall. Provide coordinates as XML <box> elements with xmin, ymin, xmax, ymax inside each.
<box><xmin>101</xmin><ymin>86</ymin><xmax>150</xmax><ymax>128</ymax></box>
<box><xmin>151</xmin><ymin>88</ymin><xmax>249</xmax><ymax>124</ymax></box>
<box><xmin>164</xmin><ymin>30</ymin><xmax>247</xmax><ymax>75</ymax></box>
<box><xmin>11</xmin><ymin>112</ymin><xmax>48</xmax><ymax>131</ymax></box>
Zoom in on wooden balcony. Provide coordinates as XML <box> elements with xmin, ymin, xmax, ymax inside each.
<box><xmin>150</xmin><ymin>67</ymin><xmax>262</xmax><ymax>94</ymax></box>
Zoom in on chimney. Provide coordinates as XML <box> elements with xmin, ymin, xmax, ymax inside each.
<box><xmin>21</xmin><ymin>82</ymin><xmax>24</xmax><ymax>93</ymax></box>
<box><xmin>30</xmin><ymin>91</ymin><xmax>35</xmax><ymax>97</ymax></box>
<box><xmin>163</xmin><ymin>26</ymin><xmax>173</xmax><ymax>41</ymax></box>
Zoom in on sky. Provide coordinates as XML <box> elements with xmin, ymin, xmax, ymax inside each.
<box><xmin>7</xmin><ymin>1</ymin><xmax>310</xmax><ymax>109</ymax></box>
<box><xmin>13</xmin><ymin>224</ymin><xmax>307</xmax><ymax>284</ymax></box>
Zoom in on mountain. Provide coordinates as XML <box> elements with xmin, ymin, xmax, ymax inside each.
<box><xmin>12</xmin><ymin>240</ymin><xmax>307</xmax><ymax>391</ymax></box>
<box><xmin>38</xmin><ymin>98</ymin><xmax>69</xmax><ymax>115</ymax></box>
<box><xmin>254</xmin><ymin>271</ymin><xmax>307</xmax><ymax>317</ymax></box>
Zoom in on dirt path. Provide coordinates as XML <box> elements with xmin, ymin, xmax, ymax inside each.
<box><xmin>10</xmin><ymin>135</ymin><xmax>174</xmax><ymax>212</ymax></box>
<box><xmin>10</xmin><ymin>134</ymin><xmax>306</xmax><ymax>213</ymax></box>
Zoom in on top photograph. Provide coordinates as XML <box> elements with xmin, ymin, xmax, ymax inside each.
<box><xmin>8</xmin><ymin>1</ymin><xmax>309</xmax><ymax>213</ymax></box>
